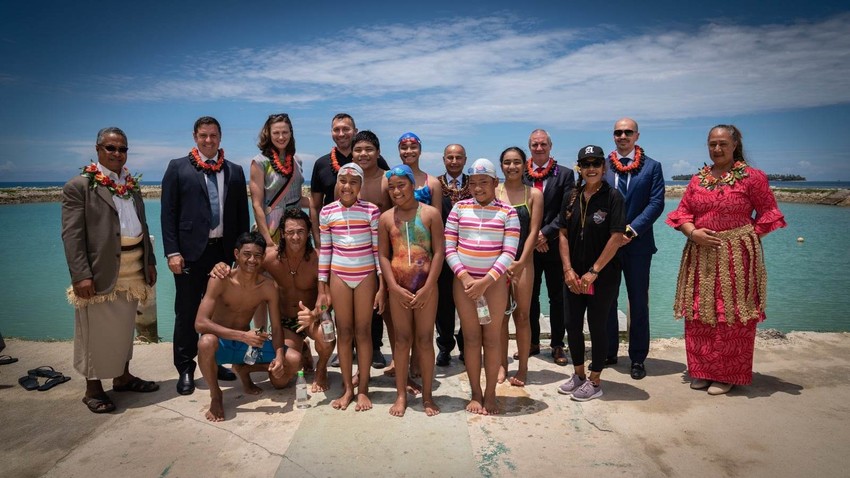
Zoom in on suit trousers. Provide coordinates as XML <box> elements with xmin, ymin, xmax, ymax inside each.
<box><xmin>530</xmin><ymin>246</ymin><xmax>566</xmax><ymax>348</ymax></box>
<box><xmin>435</xmin><ymin>261</ymin><xmax>463</xmax><ymax>354</ymax></box>
<box><xmin>607</xmin><ymin>253</ymin><xmax>652</xmax><ymax>363</ymax></box>
<box><xmin>173</xmin><ymin>240</ymin><xmax>225</xmax><ymax>374</ymax></box>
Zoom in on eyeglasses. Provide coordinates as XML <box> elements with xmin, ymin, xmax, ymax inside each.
<box><xmin>100</xmin><ymin>145</ymin><xmax>129</xmax><ymax>153</ymax></box>
<box><xmin>579</xmin><ymin>159</ymin><xmax>604</xmax><ymax>169</ymax></box>
<box><xmin>385</xmin><ymin>167</ymin><xmax>412</xmax><ymax>180</ymax></box>
<box><xmin>268</xmin><ymin>113</ymin><xmax>290</xmax><ymax>120</ymax></box>
<box><xmin>614</xmin><ymin>129</ymin><xmax>635</xmax><ymax>137</ymax></box>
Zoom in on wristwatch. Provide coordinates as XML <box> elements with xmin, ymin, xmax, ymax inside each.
<box><xmin>588</xmin><ymin>267</ymin><xmax>599</xmax><ymax>276</ymax></box>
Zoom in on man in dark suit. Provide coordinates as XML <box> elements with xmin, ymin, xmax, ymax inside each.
<box><xmin>604</xmin><ymin>117</ymin><xmax>665</xmax><ymax>380</ymax></box>
<box><xmin>435</xmin><ymin>143</ymin><xmax>470</xmax><ymax>366</ymax></box>
<box><xmin>161</xmin><ymin>116</ymin><xmax>250</xmax><ymax>395</ymax></box>
<box><xmin>62</xmin><ymin>127</ymin><xmax>159</xmax><ymax>413</ymax></box>
<box><xmin>522</xmin><ymin>129</ymin><xmax>575</xmax><ymax>365</ymax></box>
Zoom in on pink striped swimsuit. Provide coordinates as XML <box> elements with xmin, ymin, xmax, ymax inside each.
<box><xmin>319</xmin><ymin>199</ymin><xmax>381</xmax><ymax>289</ymax></box>
<box><xmin>445</xmin><ymin>198</ymin><xmax>520</xmax><ymax>281</ymax></box>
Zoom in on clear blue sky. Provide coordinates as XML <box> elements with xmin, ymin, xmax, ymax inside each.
<box><xmin>2</xmin><ymin>1</ymin><xmax>849</xmax><ymax>182</ymax></box>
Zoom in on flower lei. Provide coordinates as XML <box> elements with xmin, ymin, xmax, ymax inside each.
<box><xmin>189</xmin><ymin>148</ymin><xmax>224</xmax><ymax>174</ymax></box>
<box><xmin>525</xmin><ymin>157</ymin><xmax>558</xmax><ymax>181</ymax></box>
<box><xmin>81</xmin><ymin>164</ymin><xmax>141</xmax><ymax>199</ymax></box>
<box><xmin>609</xmin><ymin>145</ymin><xmax>644</xmax><ymax>174</ymax></box>
<box><xmin>439</xmin><ymin>174</ymin><xmax>471</xmax><ymax>204</ymax></box>
<box><xmin>270</xmin><ymin>150</ymin><xmax>294</xmax><ymax>177</ymax></box>
<box><xmin>330</xmin><ymin>148</ymin><xmax>342</xmax><ymax>173</ymax></box>
<box><xmin>697</xmin><ymin>160</ymin><xmax>749</xmax><ymax>191</ymax></box>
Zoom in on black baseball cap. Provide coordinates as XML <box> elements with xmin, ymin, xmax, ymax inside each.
<box><xmin>577</xmin><ymin>145</ymin><xmax>605</xmax><ymax>161</ymax></box>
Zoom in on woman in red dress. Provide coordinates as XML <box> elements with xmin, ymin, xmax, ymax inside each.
<box><xmin>666</xmin><ymin>125</ymin><xmax>786</xmax><ymax>395</ymax></box>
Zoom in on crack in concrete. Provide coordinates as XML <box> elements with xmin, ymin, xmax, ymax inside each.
<box><xmin>584</xmin><ymin>417</ymin><xmax>613</xmax><ymax>432</ymax></box>
<box><xmin>154</xmin><ymin>403</ymin><xmax>283</xmax><ymax>458</ymax></box>
<box><xmin>277</xmin><ymin>455</ymin><xmax>319</xmax><ymax>478</ymax></box>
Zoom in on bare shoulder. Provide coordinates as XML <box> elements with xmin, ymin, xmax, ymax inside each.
<box><xmin>379</xmin><ymin>208</ymin><xmax>395</xmax><ymax>226</ymax></box>
<box><xmin>420</xmin><ymin>203</ymin><xmax>440</xmax><ymax>222</ymax></box>
<box><xmin>530</xmin><ymin>186</ymin><xmax>544</xmax><ymax>202</ymax></box>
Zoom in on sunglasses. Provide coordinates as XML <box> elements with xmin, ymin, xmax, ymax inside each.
<box><xmin>579</xmin><ymin>159</ymin><xmax>604</xmax><ymax>169</ymax></box>
<box><xmin>385</xmin><ymin>167</ymin><xmax>413</xmax><ymax>180</ymax></box>
<box><xmin>614</xmin><ymin>129</ymin><xmax>635</xmax><ymax>137</ymax></box>
<box><xmin>101</xmin><ymin>145</ymin><xmax>129</xmax><ymax>153</ymax></box>
<box><xmin>268</xmin><ymin>113</ymin><xmax>290</xmax><ymax>120</ymax></box>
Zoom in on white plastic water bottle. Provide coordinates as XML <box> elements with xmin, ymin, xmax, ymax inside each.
<box><xmin>243</xmin><ymin>327</ymin><xmax>265</xmax><ymax>365</ymax></box>
<box><xmin>320</xmin><ymin>307</ymin><xmax>336</xmax><ymax>343</ymax></box>
<box><xmin>476</xmin><ymin>296</ymin><xmax>491</xmax><ymax>325</ymax></box>
<box><xmin>295</xmin><ymin>370</ymin><xmax>309</xmax><ymax>409</ymax></box>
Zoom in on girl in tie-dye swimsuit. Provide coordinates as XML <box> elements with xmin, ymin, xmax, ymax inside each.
<box><xmin>317</xmin><ymin>163</ymin><xmax>383</xmax><ymax>412</ymax></box>
<box><xmin>378</xmin><ymin>164</ymin><xmax>445</xmax><ymax>417</ymax></box>
<box><xmin>397</xmin><ymin>132</ymin><xmax>442</xmax><ymax>218</ymax></box>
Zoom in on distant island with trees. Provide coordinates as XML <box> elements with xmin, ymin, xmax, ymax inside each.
<box><xmin>670</xmin><ymin>173</ymin><xmax>806</xmax><ymax>181</ymax></box>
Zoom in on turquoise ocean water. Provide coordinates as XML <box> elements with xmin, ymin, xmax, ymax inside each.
<box><xmin>0</xmin><ymin>198</ymin><xmax>847</xmax><ymax>340</ymax></box>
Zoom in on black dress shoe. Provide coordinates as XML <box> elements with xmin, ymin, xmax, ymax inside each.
<box><xmin>372</xmin><ymin>349</ymin><xmax>387</xmax><ymax>369</ymax></box>
<box><xmin>217</xmin><ymin>365</ymin><xmax>236</xmax><ymax>381</ymax></box>
<box><xmin>176</xmin><ymin>371</ymin><xmax>195</xmax><ymax>395</ymax></box>
<box><xmin>436</xmin><ymin>350</ymin><xmax>451</xmax><ymax>367</ymax></box>
<box><xmin>630</xmin><ymin>362</ymin><xmax>647</xmax><ymax>380</ymax></box>
<box><xmin>605</xmin><ymin>356</ymin><xmax>618</xmax><ymax>366</ymax></box>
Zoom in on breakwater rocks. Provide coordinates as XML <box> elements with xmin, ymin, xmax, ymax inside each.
<box><xmin>2</xmin><ymin>185</ymin><xmax>849</xmax><ymax>206</ymax></box>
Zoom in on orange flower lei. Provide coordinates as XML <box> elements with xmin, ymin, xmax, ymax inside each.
<box><xmin>697</xmin><ymin>160</ymin><xmax>748</xmax><ymax>191</ymax></box>
<box><xmin>81</xmin><ymin>164</ymin><xmax>141</xmax><ymax>199</ymax></box>
<box><xmin>609</xmin><ymin>145</ymin><xmax>644</xmax><ymax>174</ymax></box>
<box><xmin>526</xmin><ymin>157</ymin><xmax>557</xmax><ymax>180</ymax></box>
<box><xmin>189</xmin><ymin>148</ymin><xmax>225</xmax><ymax>174</ymax></box>
<box><xmin>330</xmin><ymin>147</ymin><xmax>342</xmax><ymax>173</ymax></box>
<box><xmin>271</xmin><ymin>150</ymin><xmax>294</xmax><ymax>177</ymax></box>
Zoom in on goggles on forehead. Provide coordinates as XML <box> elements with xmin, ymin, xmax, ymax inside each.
<box><xmin>385</xmin><ymin>166</ymin><xmax>415</xmax><ymax>184</ymax></box>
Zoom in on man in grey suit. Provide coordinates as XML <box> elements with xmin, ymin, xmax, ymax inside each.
<box><xmin>62</xmin><ymin>127</ymin><xmax>159</xmax><ymax>413</ymax></box>
<box><xmin>161</xmin><ymin>116</ymin><xmax>250</xmax><ymax>395</ymax></box>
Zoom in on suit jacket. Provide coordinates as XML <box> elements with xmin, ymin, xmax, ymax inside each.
<box><xmin>522</xmin><ymin>163</ymin><xmax>575</xmax><ymax>246</ymax></box>
<box><xmin>440</xmin><ymin>173</ymin><xmax>471</xmax><ymax>224</ymax></box>
<box><xmin>61</xmin><ymin>174</ymin><xmax>155</xmax><ymax>295</ymax></box>
<box><xmin>160</xmin><ymin>155</ymin><xmax>249</xmax><ymax>263</ymax></box>
<box><xmin>604</xmin><ymin>154</ymin><xmax>665</xmax><ymax>255</ymax></box>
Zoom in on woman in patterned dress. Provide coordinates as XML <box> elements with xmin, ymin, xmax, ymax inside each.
<box><xmin>666</xmin><ymin>125</ymin><xmax>786</xmax><ymax>395</ymax></box>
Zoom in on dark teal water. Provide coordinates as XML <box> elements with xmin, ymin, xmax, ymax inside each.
<box><xmin>0</xmin><ymin>199</ymin><xmax>847</xmax><ymax>340</ymax></box>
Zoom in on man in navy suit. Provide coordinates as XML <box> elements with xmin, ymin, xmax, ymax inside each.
<box><xmin>161</xmin><ymin>116</ymin><xmax>250</xmax><ymax>395</ymax></box>
<box><xmin>604</xmin><ymin>118</ymin><xmax>665</xmax><ymax>380</ymax></box>
<box><xmin>522</xmin><ymin>129</ymin><xmax>575</xmax><ymax>365</ymax></box>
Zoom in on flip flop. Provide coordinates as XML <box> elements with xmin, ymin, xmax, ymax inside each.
<box><xmin>0</xmin><ymin>355</ymin><xmax>18</xmax><ymax>365</ymax></box>
<box><xmin>112</xmin><ymin>377</ymin><xmax>159</xmax><ymax>393</ymax></box>
<box><xmin>18</xmin><ymin>374</ymin><xmax>39</xmax><ymax>391</ymax></box>
<box><xmin>82</xmin><ymin>395</ymin><xmax>116</xmax><ymax>414</ymax></box>
<box><xmin>38</xmin><ymin>374</ymin><xmax>71</xmax><ymax>391</ymax></box>
<box><xmin>28</xmin><ymin>366</ymin><xmax>63</xmax><ymax>379</ymax></box>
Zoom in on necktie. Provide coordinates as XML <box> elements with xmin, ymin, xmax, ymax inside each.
<box><xmin>206</xmin><ymin>160</ymin><xmax>220</xmax><ymax>229</ymax></box>
<box><xmin>534</xmin><ymin>167</ymin><xmax>544</xmax><ymax>192</ymax></box>
<box><xmin>617</xmin><ymin>159</ymin><xmax>629</xmax><ymax>196</ymax></box>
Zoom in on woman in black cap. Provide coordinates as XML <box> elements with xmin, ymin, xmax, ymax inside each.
<box><xmin>557</xmin><ymin>145</ymin><xmax>626</xmax><ymax>401</ymax></box>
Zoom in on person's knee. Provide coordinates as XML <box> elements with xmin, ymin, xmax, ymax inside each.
<box><xmin>314</xmin><ymin>338</ymin><xmax>334</xmax><ymax>356</ymax></box>
<box><xmin>198</xmin><ymin>334</ymin><xmax>218</xmax><ymax>353</ymax></box>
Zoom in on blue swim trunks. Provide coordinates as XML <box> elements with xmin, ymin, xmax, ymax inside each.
<box><xmin>215</xmin><ymin>338</ymin><xmax>281</xmax><ymax>365</ymax></box>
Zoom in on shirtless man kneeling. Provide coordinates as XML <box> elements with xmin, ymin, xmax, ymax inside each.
<box><xmin>212</xmin><ymin>208</ymin><xmax>334</xmax><ymax>393</ymax></box>
<box><xmin>196</xmin><ymin>232</ymin><xmax>296</xmax><ymax>422</ymax></box>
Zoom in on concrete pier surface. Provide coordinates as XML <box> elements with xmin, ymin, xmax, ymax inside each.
<box><xmin>1</xmin><ymin>332</ymin><xmax>849</xmax><ymax>477</ymax></box>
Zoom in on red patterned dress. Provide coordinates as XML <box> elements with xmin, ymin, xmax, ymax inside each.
<box><xmin>666</xmin><ymin>166</ymin><xmax>786</xmax><ymax>385</ymax></box>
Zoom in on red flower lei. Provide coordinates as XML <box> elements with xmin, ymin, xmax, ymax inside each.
<box><xmin>81</xmin><ymin>164</ymin><xmax>141</xmax><ymax>199</ymax></box>
<box><xmin>271</xmin><ymin>150</ymin><xmax>294</xmax><ymax>177</ymax></box>
<box><xmin>526</xmin><ymin>157</ymin><xmax>557</xmax><ymax>180</ymax></box>
<box><xmin>697</xmin><ymin>160</ymin><xmax>749</xmax><ymax>191</ymax></box>
<box><xmin>609</xmin><ymin>145</ymin><xmax>644</xmax><ymax>174</ymax></box>
<box><xmin>189</xmin><ymin>148</ymin><xmax>224</xmax><ymax>174</ymax></box>
<box><xmin>330</xmin><ymin>148</ymin><xmax>342</xmax><ymax>173</ymax></box>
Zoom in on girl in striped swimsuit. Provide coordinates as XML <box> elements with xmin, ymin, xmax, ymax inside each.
<box><xmin>318</xmin><ymin>163</ymin><xmax>384</xmax><ymax>412</ymax></box>
<box><xmin>445</xmin><ymin>158</ymin><xmax>520</xmax><ymax>415</ymax></box>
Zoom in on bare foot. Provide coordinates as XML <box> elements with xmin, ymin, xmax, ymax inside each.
<box><xmin>466</xmin><ymin>399</ymin><xmax>485</xmax><ymax>414</ymax></box>
<box><xmin>233</xmin><ymin>364</ymin><xmax>263</xmax><ymax>395</ymax></box>
<box><xmin>389</xmin><ymin>395</ymin><xmax>406</xmax><ymax>417</ymax></box>
<box><xmin>205</xmin><ymin>396</ymin><xmax>225</xmax><ymax>422</ymax></box>
<box><xmin>509</xmin><ymin>370</ymin><xmax>527</xmax><ymax>387</ymax></box>
<box><xmin>423</xmin><ymin>398</ymin><xmax>441</xmax><ymax>417</ymax></box>
<box><xmin>301</xmin><ymin>340</ymin><xmax>314</xmax><ymax>373</ymax></box>
<box><xmin>497</xmin><ymin>365</ymin><xmax>507</xmax><ymax>384</ymax></box>
<box><xmin>406</xmin><ymin>377</ymin><xmax>422</xmax><ymax>396</ymax></box>
<box><xmin>331</xmin><ymin>390</ymin><xmax>354</xmax><ymax>410</ymax></box>
<box><xmin>311</xmin><ymin>368</ymin><xmax>329</xmax><ymax>393</ymax></box>
<box><xmin>383</xmin><ymin>362</ymin><xmax>396</xmax><ymax>377</ymax></box>
<box><xmin>483</xmin><ymin>396</ymin><xmax>501</xmax><ymax>415</ymax></box>
<box><xmin>352</xmin><ymin>371</ymin><xmax>360</xmax><ymax>388</ymax></box>
<box><xmin>354</xmin><ymin>393</ymin><xmax>372</xmax><ymax>411</ymax></box>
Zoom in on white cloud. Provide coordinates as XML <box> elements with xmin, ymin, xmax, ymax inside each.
<box><xmin>0</xmin><ymin>160</ymin><xmax>13</xmax><ymax>172</ymax></box>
